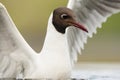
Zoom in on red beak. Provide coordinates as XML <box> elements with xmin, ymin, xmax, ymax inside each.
<box><xmin>70</xmin><ymin>21</ymin><xmax>88</xmax><ymax>33</ymax></box>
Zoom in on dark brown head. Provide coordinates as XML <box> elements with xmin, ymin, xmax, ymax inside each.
<box><xmin>52</xmin><ymin>7</ymin><xmax>88</xmax><ymax>34</ymax></box>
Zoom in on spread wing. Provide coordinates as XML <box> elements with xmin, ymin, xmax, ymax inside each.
<box><xmin>0</xmin><ymin>3</ymin><xmax>35</xmax><ymax>78</ymax></box>
<box><xmin>66</xmin><ymin>0</ymin><xmax>120</xmax><ymax>63</ymax></box>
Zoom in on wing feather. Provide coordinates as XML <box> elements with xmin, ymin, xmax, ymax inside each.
<box><xmin>67</xmin><ymin>0</ymin><xmax>120</xmax><ymax>63</ymax></box>
<box><xmin>0</xmin><ymin>3</ymin><xmax>35</xmax><ymax>78</ymax></box>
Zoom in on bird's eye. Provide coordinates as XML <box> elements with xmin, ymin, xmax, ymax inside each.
<box><xmin>60</xmin><ymin>14</ymin><xmax>69</xmax><ymax>19</ymax></box>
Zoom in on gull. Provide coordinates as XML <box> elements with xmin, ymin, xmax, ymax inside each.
<box><xmin>0</xmin><ymin>0</ymin><xmax>120</xmax><ymax>79</ymax></box>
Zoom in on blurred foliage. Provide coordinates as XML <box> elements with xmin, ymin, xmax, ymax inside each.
<box><xmin>0</xmin><ymin>0</ymin><xmax>120</xmax><ymax>62</ymax></box>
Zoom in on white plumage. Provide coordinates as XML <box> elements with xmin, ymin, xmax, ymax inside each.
<box><xmin>0</xmin><ymin>0</ymin><xmax>120</xmax><ymax>79</ymax></box>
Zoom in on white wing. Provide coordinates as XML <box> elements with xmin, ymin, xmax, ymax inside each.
<box><xmin>66</xmin><ymin>0</ymin><xmax>120</xmax><ymax>63</ymax></box>
<box><xmin>0</xmin><ymin>3</ymin><xmax>36</xmax><ymax>78</ymax></box>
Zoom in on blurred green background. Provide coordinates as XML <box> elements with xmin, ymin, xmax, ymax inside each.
<box><xmin>0</xmin><ymin>0</ymin><xmax>120</xmax><ymax>62</ymax></box>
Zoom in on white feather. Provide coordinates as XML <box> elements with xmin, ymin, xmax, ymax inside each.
<box><xmin>0</xmin><ymin>0</ymin><xmax>120</xmax><ymax>79</ymax></box>
<box><xmin>67</xmin><ymin>0</ymin><xmax>120</xmax><ymax>63</ymax></box>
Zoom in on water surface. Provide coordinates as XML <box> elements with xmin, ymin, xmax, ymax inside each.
<box><xmin>71</xmin><ymin>62</ymin><xmax>120</xmax><ymax>80</ymax></box>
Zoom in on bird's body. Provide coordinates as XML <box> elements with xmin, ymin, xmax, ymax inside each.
<box><xmin>24</xmin><ymin>14</ymin><xmax>72</xmax><ymax>79</ymax></box>
<box><xmin>0</xmin><ymin>0</ymin><xmax>120</xmax><ymax>79</ymax></box>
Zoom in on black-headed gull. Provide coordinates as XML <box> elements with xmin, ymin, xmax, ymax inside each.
<box><xmin>0</xmin><ymin>0</ymin><xmax>120</xmax><ymax>79</ymax></box>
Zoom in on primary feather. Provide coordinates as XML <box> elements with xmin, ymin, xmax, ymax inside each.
<box><xmin>67</xmin><ymin>0</ymin><xmax>120</xmax><ymax>63</ymax></box>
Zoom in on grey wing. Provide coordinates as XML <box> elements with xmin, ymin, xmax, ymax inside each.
<box><xmin>0</xmin><ymin>3</ymin><xmax>35</xmax><ymax>78</ymax></box>
<box><xmin>67</xmin><ymin>0</ymin><xmax>120</xmax><ymax>63</ymax></box>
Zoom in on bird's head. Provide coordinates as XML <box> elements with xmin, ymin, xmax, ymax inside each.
<box><xmin>52</xmin><ymin>7</ymin><xmax>88</xmax><ymax>34</ymax></box>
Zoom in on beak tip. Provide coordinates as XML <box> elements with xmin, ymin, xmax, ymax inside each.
<box><xmin>85</xmin><ymin>29</ymin><xmax>88</xmax><ymax>33</ymax></box>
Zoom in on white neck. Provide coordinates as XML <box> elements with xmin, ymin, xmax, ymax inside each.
<box><xmin>40</xmin><ymin>14</ymin><xmax>70</xmax><ymax>59</ymax></box>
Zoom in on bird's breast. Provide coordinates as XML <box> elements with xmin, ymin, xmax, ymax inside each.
<box><xmin>25</xmin><ymin>55</ymin><xmax>72</xmax><ymax>79</ymax></box>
